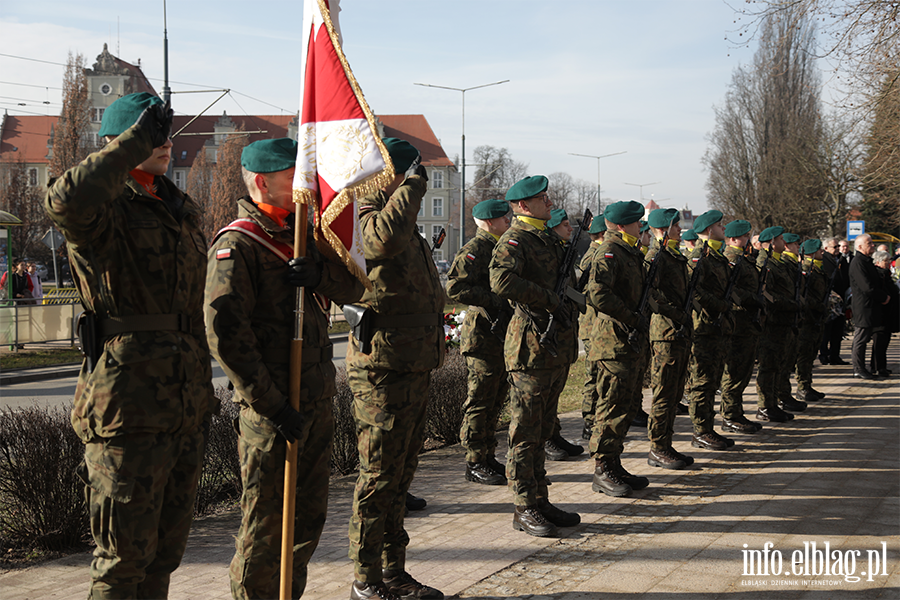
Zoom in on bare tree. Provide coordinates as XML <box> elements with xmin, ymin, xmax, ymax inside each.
<box><xmin>466</xmin><ymin>145</ymin><xmax>528</xmax><ymax>242</ymax></box>
<box><xmin>704</xmin><ymin>6</ymin><xmax>829</xmax><ymax>237</ymax></box>
<box><xmin>206</xmin><ymin>130</ymin><xmax>249</xmax><ymax>241</ymax></box>
<box><xmin>860</xmin><ymin>71</ymin><xmax>900</xmax><ymax>235</ymax></box>
<box><xmin>49</xmin><ymin>52</ymin><xmax>96</xmax><ymax>178</ymax></box>
<box><xmin>187</xmin><ymin>146</ymin><xmax>215</xmax><ymax>239</ymax></box>
<box><xmin>0</xmin><ymin>155</ymin><xmax>50</xmax><ymax>260</ymax></box>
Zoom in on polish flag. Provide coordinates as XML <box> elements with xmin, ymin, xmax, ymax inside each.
<box><xmin>293</xmin><ymin>0</ymin><xmax>392</xmax><ymax>289</ymax></box>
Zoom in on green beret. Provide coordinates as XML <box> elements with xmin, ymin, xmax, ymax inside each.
<box><xmin>588</xmin><ymin>216</ymin><xmax>607</xmax><ymax>234</ymax></box>
<box><xmin>648</xmin><ymin>208</ymin><xmax>679</xmax><ymax>229</ymax></box>
<box><xmin>382</xmin><ymin>137</ymin><xmax>420</xmax><ymax>172</ymax></box>
<box><xmin>783</xmin><ymin>232</ymin><xmax>801</xmax><ymax>244</ymax></box>
<box><xmin>506</xmin><ymin>175</ymin><xmax>549</xmax><ymax>202</ymax></box>
<box><xmin>547</xmin><ymin>208</ymin><xmax>569</xmax><ymax>229</ymax></box>
<box><xmin>724</xmin><ymin>219</ymin><xmax>752</xmax><ymax>238</ymax></box>
<box><xmin>472</xmin><ymin>198</ymin><xmax>509</xmax><ymax>220</ymax></box>
<box><xmin>693</xmin><ymin>209</ymin><xmax>724</xmax><ymax>234</ymax></box>
<box><xmin>603</xmin><ymin>200</ymin><xmax>644</xmax><ymax>225</ymax></box>
<box><xmin>758</xmin><ymin>226</ymin><xmax>784</xmax><ymax>243</ymax></box>
<box><xmin>241</xmin><ymin>138</ymin><xmax>298</xmax><ymax>173</ymax></box>
<box><xmin>98</xmin><ymin>92</ymin><xmax>162</xmax><ymax>137</ymax></box>
<box><xmin>682</xmin><ymin>229</ymin><xmax>698</xmax><ymax>241</ymax></box>
<box><xmin>639</xmin><ymin>220</ymin><xmax>649</xmax><ymax>233</ymax></box>
<box><xmin>801</xmin><ymin>238</ymin><xmax>822</xmax><ymax>254</ymax></box>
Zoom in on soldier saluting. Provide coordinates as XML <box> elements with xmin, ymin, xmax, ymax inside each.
<box><xmin>44</xmin><ymin>92</ymin><xmax>215</xmax><ymax>598</ymax></box>
<box><xmin>490</xmin><ymin>175</ymin><xmax>581</xmax><ymax>538</ymax></box>
<box><xmin>446</xmin><ymin>198</ymin><xmax>512</xmax><ymax>486</ymax></box>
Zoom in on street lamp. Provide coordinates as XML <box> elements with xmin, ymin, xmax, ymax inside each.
<box><xmin>569</xmin><ymin>151</ymin><xmax>627</xmax><ymax>214</ymax></box>
<box><xmin>414</xmin><ymin>79</ymin><xmax>510</xmax><ymax>250</ymax></box>
<box><xmin>623</xmin><ymin>181</ymin><xmax>660</xmax><ymax>202</ymax></box>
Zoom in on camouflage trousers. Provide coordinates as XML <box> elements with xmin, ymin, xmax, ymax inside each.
<box><xmin>720</xmin><ymin>332</ymin><xmax>760</xmax><ymax>420</ymax></box>
<box><xmin>777</xmin><ymin>326</ymin><xmax>800</xmax><ymax>401</ymax></box>
<box><xmin>347</xmin><ymin>367</ymin><xmax>430</xmax><ymax>583</ymax></box>
<box><xmin>756</xmin><ymin>324</ymin><xmax>795</xmax><ymax>409</ymax></box>
<box><xmin>230</xmin><ymin>401</ymin><xmax>333</xmax><ymax>600</ymax></box>
<box><xmin>506</xmin><ymin>366</ymin><xmax>568</xmax><ymax>506</ymax></box>
<box><xmin>77</xmin><ymin>426</ymin><xmax>207</xmax><ymax>599</ymax></box>
<box><xmin>581</xmin><ymin>338</ymin><xmax>600</xmax><ymax>428</ymax></box>
<box><xmin>686</xmin><ymin>333</ymin><xmax>728</xmax><ymax>434</ymax></box>
<box><xmin>795</xmin><ymin>319</ymin><xmax>825</xmax><ymax>392</ymax></box>
<box><xmin>647</xmin><ymin>339</ymin><xmax>691</xmax><ymax>449</ymax></box>
<box><xmin>589</xmin><ymin>353</ymin><xmax>649</xmax><ymax>460</ymax></box>
<box><xmin>460</xmin><ymin>353</ymin><xmax>509</xmax><ymax>463</ymax></box>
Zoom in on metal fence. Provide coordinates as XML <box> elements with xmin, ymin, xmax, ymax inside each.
<box><xmin>0</xmin><ymin>297</ymin><xmax>80</xmax><ymax>349</ymax></box>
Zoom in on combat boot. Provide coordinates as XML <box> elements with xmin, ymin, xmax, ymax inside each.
<box><xmin>513</xmin><ymin>505</ymin><xmax>558</xmax><ymax>537</ymax></box>
<box><xmin>648</xmin><ymin>446</ymin><xmax>687</xmax><ymax>470</ymax></box>
<box><xmin>614</xmin><ymin>456</ymin><xmax>649</xmax><ymax>489</ymax></box>
<box><xmin>465</xmin><ymin>462</ymin><xmax>506</xmax><ymax>486</ymax></box>
<box><xmin>537</xmin><ymin>498</ymin><xmax>581</xmax><ymax>527</ymax></box>
<box><xmin>350</xmin><ymin>580</ymin><xmax>401</xmax><ymax>600</ymax></box>
<box><xmin>405</xmin><ymin>493</ymin><xmax>426</xmax><ymax>511</ymax></box>
<box><xmin>485</xmin><ymin>454</ymin><xmax>506</xmax><ymax>477</ymax></box>
<box><xmin>797</xmin><ymin>388</ymin><xmax>824</xmax><ymax>401</ymax></box>
<box><xmin>691</xmin><ymin>431</ymin><xmax>731</xmax><ymax>451</ymax></box>
<box><xmin>382</xmin><ymin>570</ymin><xmax>444</xmax><ymax>599</ymax></box>
<box><xmin>756</xmin><ymin>406</ymin><xmax>794</xmax><ymax>422</ymax></box>
<box><xmin>780</xmin><ymin>396</ymin><xmax>807</xmax><ymax>412</ymax></box>
<box><xmin>631</xmin><ymin>407</ymin><xmax>649</xmax><ymax>427</ymax></box>
<box><xmin>721</xmin><ymin>415</ymin><xmax>760</xmax><ymax>434</ymax></box>
<box><xmin>544</xmin><ymin>437</ymin><xmax>568</xmax><ymax>461</ymax></box>
<box><xmin>581</xmin><ymin>424</ymin><xmax>592</xmax><ymax>441</ymax></box>
<box><xmin>673</xmin><ymin>449</ymin><xmax>694</xmax><ymax>466</ymax></box>
<box><xmin>591</xmin><ymin>457</ymin><xmax>632</xmax><ymax>497</ymax></box>
<box><xmin>550</xmin><ymin>433</ymin><xmax>584</xmax><ymax>457</ymax></box>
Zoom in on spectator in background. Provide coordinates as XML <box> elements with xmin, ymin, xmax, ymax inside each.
<box><xmin>839</xmin><ymin>239</ymin><xmax>851</xmax><ymax>262</ymax></box>
<box><xmin>26</xmin><ymin>263</ymin><xmax>43</xmax><ymax>305</ymax></box>
<box><xmin>820</xmin><ymin>237</ymin><xmax>850</xmax><ymax>365</ymax></box>
<box><xmin>849</xmin><ymin>234</ymin><xmax>889</xmax><ymax>379</ymax></box>
<box><xmin>869</xmin><ymin>250</ymin><xmax>898</xmax><ymax>377</ymax></box>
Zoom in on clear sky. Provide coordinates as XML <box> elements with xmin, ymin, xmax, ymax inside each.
<box><xmin>0</xmin><ymin>0</ymin><xmax>761</xmax><ymax>213</ymax></box>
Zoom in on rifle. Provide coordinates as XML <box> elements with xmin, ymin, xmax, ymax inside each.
<box><xmin>629</xmin><ymin>225</ymin><xmax>673</xmax><ymax>350</ymax></box>
<box><xmin>714</xmin><ymin>239</ymin><xmax>750</xmax><ymax>327</ymax></box>
<box><xmin>679</xmin><ymin>239</ymin><xmax>708</xmax><ymax>333</ymax></box>
<box><xmin>751</xmin><ymin>249</ymin><xmax>770</xmax><ymax>328</ymax></box>
<box><xmin>431</xmin><ymin>227</ymin><xmax>446</xmax><ymax>253</ymax></box>
<box><xmin>538</xmin><ymin>208</ymin><xmax>593</xmax><ymax>356</ymax></box>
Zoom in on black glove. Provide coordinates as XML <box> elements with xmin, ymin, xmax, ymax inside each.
<box><xmin>135</xmin><ymin>100</ymin><xmax>174</xmax><ymax>148</ymax></box>
<box><xmin>415</xmin><ymin>164</ymin><xmax>428</xmax><ymax>182</ymax></box>
<box><xmin>633</xmin><ymin>311</ymin><xmax>650</xmax><ymax>334</ymax></box>
<box><xmin>286</xmin><ymin>256</ymin><xmax>322</xmax><ymax>289</ymax></box>
<box><xmin>270</xmin><ymin>403</ymin><xmax>305</xmax><ymax>443</ymax></box>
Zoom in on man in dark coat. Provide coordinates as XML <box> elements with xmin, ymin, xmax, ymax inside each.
<box><xmin>848</xmin><ymin>234</ymin><xmax>889</xmax><ymax>379</ymax></box>
<box><xmin>869</xmin><ymin>250</ymin><xmax>898</xmax><ymax>377</ymax></box>
<box><xmin>819</xmin><ymin>237</ymin><xmax>850</xmax><ymax>365</ymax></box>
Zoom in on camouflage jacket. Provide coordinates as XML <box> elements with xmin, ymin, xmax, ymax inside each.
<box><xmin>723</xmin><ymin>244</ymin><xmax>763</xmax><ymax>335</ymax></box>
<box><xmin>645</xmin><ymin>239</ymin><xmax>693</xmax><ymax>342</ymax></box>
<box><xmin>758</xmin><ymin>251</ymin><xmax>799</xmax><ymax>327</ymax></box>
<box><xmin>800</xmin><ymin>259</ymin><xmax>829</xmax><ymax>324</ymax></box>
<box><xmin>578</xmin><ymin>242</ymin><xmax>600</xmax><ymax>342</ymax></box>
<box><xmin>446</xmin><ymin>227</ymin><xmax>508</xmax><ymax>357</ymax></box>
<box><xmin>345</xmin><ymin>175</ymin><xmax>446</xmax><ymax>373</ymax></box>
<box><xmin>585</xmin><ymin>231</ymin><xmax>647</xmax><ymax>360</ymax></box>
<box><xmin>205</xmin><ymin>199</ymin><xmax>364</xmax><ymax>418</ymax></box>
<box><xmin>44</xmin><ymin>124</ymin><xmax>214</xmax><ymax>442</ymax></box>
<box><xmin>688</xmin><ymin>242</ymin><xmax>734</xmax><ymax>336</ymax></box>
<box><xmin>490</xmin><ymin>215</ymin><xmax>576</xmax><ymax>370</ymax></box>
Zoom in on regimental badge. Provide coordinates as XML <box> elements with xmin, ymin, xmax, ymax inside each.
<box><xmin>466</xmin><ymin>253</ymin><xmax>476</xmax><ymax>261</ymax></box>
<box><xmin>508</xmin><ymin>239</ymin><xmax>519</xmax><ymax>246</ymax></box>
<box><xmin>216</xmin><ymin>248</ymin><xmax>233</xmax><ymax>260</ymax></box>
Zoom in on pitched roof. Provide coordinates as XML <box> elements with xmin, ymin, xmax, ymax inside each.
<box><xmin>645</xmin><ymin>199</ymin><xmax>660</xmax><ymax>211</ymax></box>
<box><xmin>169</xmin><ymin>113</ymin><xmax>296</xmax><ymax>169</ymax></box>
<box><xmin>0</xmin><ymin>114</ymin><xmax>54</xmax><ymax>164</ymax></box>
<box><xmin>378</xmin><ymin>114</ymin><xmax>455</xmax><ymax>168</ymax></box>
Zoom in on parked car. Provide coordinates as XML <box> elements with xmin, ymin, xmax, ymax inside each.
<box><xmin>436</xmin><ymin>260</ymin><xmax>451</xmax><ymax>275</ymax></box>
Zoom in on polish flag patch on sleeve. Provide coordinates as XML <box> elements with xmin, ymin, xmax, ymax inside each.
<box><xmin>604</xmin><ymin>252</ymin><xmax>614</xmax><ymax>258</ymax></box>
<box><xmin>508</xmin><ymin>239</ymin><xmax>519</xmax><ymax>246</ymax></box>
<box><xmin>216</xmin><ymin>248</ymin><xmax>233</xmax><ymax>260</ymax></box>
<box><xmin>466</xmin><ymin>253</ymin><xmax>476</xmax><ymax>261</ymax></box>
<box><xmin>692</xmin><ymin>257</ymin><xmax>700</xmax><ymax>263</ymax></box>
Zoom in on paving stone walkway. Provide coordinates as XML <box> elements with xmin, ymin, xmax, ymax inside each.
<box><xmin>1</xmin><ymin>345</ymin><xmax>898</xmax><ymax>599</ymax></box>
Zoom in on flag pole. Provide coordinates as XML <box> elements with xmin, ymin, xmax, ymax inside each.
<box><xmin>280</xmin><ymin>201</ymin><xmax>308</xmax><ymax>599</ymax></box>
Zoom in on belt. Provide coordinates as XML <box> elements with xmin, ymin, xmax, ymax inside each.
<box><xmin>98</xmin><ymin>314</ymin><xmax>192</xmax><ymax>337</ymax></box>
<box><xmin>260</xmin><ymin>345</ymin><xmax>333</xmax><ymax>364</ymax></box>
<box><xmin>370</xmin><ymin>312</ymin><xmax>443</xmax><ymax>328</ymax></box>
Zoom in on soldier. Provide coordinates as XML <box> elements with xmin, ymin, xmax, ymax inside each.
<box><xmin>644</xmin><ymin>208</ymin><xmax>695</xmax><ymax>470</ymax></box>
<box><xmin>638</xmin><ymin>220</ymin><xmax>651</xmax><ymax>255</ymax></box>
<box><xmin>794</xmin><ymin>239</ymin><xmax>829</xmax><ymax>402</ymax></box>
<box><xmin>205</xmin><ymin>139</ymin><xmax>365</xmax><ymax>599</ymax></box>
<box><xmin>682</xmin><ymin>229</ymin><xmax>699</xmax><ymax>254</ymax></box>
<box><xmin>579</xmin><ymin>218</ymin><xmax>606</xmax><ymax>440</ymax></box>
<box><xmin>543</xmin><ymin>208</ymin><xmax>585</xmax><ymax>460</ymax></box>
<box><xmin>631</xmin><ymin>217</ymin><xmax>654</xmax><ymax>429</ymax></box>
<box><xmin>778</xmin><ymin>233</ymin><xmax>808</xmax><ymax>413</ymax></box>
<box><xmin>490</xmin><ymin>175</ymin><xmax>581</xmax><ymax>537</ymax></box>
<box><xmin>718</xmin><ymin>220</ymin><xmax>765</xmax><ymax>435</ymax></box>
<box><xmin>344</xmin><ymin>138</ymin><xmax>445</xmax><ymax>600</ymax></box>
<box><xmin>44</xmin><ymin>92</ymin><xmax>215</xmax><ymax>598</ymax></box>
<box><xmin>446</xmin><ymin>198</ymin><xmax>512</xmax><ymax>486</ymax></box>
<box><xmin>585</xmin><ymin>200</ymin><xmax>651</xmax><ymax>497</ymax></box>
<box><xmin>754</xmin><ymin>226</ymin><xmax>798</xmax><ymax>422</ymax></box>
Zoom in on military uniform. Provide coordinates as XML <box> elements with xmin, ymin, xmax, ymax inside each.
<box><xmin>446</xmin><ymin>227</ymin><xmax>509</xmax><ymax>467</ymax></box>
<box><xmin>755</xmin><ymin>249</ymin><xmax>799</xmax><ymax>415</ymax></box>
<box><xmin>685</xmin><ymin>240</ymin><xmax>734</xmax><ymax>445</ymax></box>
<box><xmin>644</xmin><ymin>238</ymin><xmax>693</xmax><ymax>458</ymax></box>
<box><xmin>45</xmin><ymin>122</ymin><xmax>215</xmax><ymax>598</ymax></box>
<box><xmin>795</xmin><ymin>258</ymin><xmax>828</xmax><ymax>396</ymax></box>
<box><xmin>718</xmin><ymin>243</ymin><xmax>764</xmax><ymax>427</ymax></box>
<box><xmin>206</xmin><ymin>198</ymin><xmax>364</xmax><ymax>599</ymax></box>
<box><xmin>345</xmin><ymin>174</ymin><xmax>446</xmax><ymax>584</ymax></box>
<box><xmin>579</xmin><ymin>242</ymin><xmax>601</xmax><ymax>432</ymax></box>
<box><xmin>777</xmin><ymin>252</ymin><xmax>804</xmax><ymax>405</ymax></box>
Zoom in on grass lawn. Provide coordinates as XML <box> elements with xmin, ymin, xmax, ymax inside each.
<box><xmin>0</xmin><ymin>348</ymin><xmax>83</xmax><ymax>370</ymax></box>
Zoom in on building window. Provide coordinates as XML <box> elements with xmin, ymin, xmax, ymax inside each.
<box><xmin>28</xmin><ymin>168</ymin><xmax>38</xmax><ymax>187</ymax></box>
<box><xmin>92</xmin><ymin>107</ymin><xmax>105</xmax><ymax>123</ymax></box>
<box><xmin>432</xmin><ymin>170</ymin><xmax>443</xmax><ymax>189</ymax></box>
<box><xmin>174</xmin><ymin>170</ymin><xmax>185</xmax><ymax>191</ymax></box>
<box><xmin>99</xmin><ymin>83</ymin><xmax>112</xmax><ymax>96</ymax></box>
<box><xmin>433</xmin><ymin>249</ymin><xmax>443</xmax><ymax>261</ymax></box>
<box><xmin>417</xmin><ymin>225</ymin><xmax>425</xmax><ymax>238</ymax></box>
<box><xmin>181</xmin><ymin>150</ymin><xmax>188</xmax><ymax>160</ymax></box>
<box><xmin>418</xmin><ymin>202</ymin><xmax>424</xmax><ymax>217</ymax></box>
<box><xmin>432</xmin><ymin>197</ymin><xmax>443</xmax><ymax>217</ymax></box>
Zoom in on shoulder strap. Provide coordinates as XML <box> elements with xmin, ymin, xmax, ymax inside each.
<box><xmin>216</xmin><ymin>218</ymin><xmax>294</xmax><ymax>263</ymax></box>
